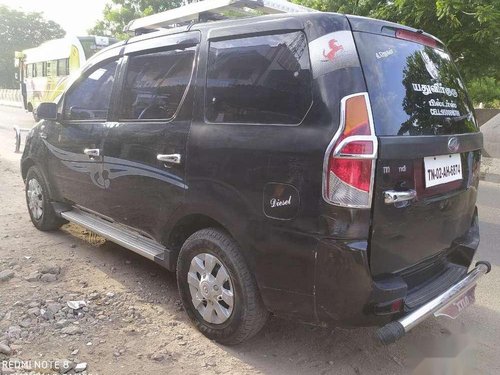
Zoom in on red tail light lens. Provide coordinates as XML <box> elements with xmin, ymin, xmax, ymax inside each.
<box><xmin>323</xmin><ymin>93</ymin><xmax>377</xmax><ymax>207</ymax></box>
<box><xmin>395</xmin><ymin>29</ymin><xmax>438</xmax><ymax>49</ymax></box>
<box><xmin>331</xmin><ymin>158</ymin><xmax>372</xmax><ymax>192</ymax></box>
<box><xmin>338</xmin><ymin>140</ymin><xmax>374</xmax><ymax>156</ymax></box>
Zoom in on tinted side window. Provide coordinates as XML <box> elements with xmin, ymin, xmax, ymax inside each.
<box><xmin>64</xmin><ymin>59</ymin><xmax>118</xmax><ymax>121</ymax></box>
<box><xmin>206</xmin><ymin>31</ymin><xmax>312</xmax><ymax>124</ymax></box>
<box><xmin>119</xmin><ymin>47</ymin><xmax>196</xmax><ymax>120</ymax></box>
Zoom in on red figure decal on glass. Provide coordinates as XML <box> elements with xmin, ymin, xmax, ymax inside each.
<box><xmin>323</xmin><ymin>39</ymin><xmax>343</xmax><ymax>61</ymax></box>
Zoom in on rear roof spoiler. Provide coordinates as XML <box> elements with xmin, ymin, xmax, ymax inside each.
<box><xmin>346</xmin><ymin>15</ymin><xmax>444</xmax><ymax>47</ymax></box>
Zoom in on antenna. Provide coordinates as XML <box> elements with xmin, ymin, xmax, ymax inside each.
<box><xmin>125</xmin><ymin>0</ymin><xmax>318</xmax><ymax>34</ymax></box>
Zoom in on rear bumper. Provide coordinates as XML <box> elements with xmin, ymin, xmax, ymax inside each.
<box><xmin>314</xmin><ymin>209</ymin><xmax>481</xmax><ymax>327</ymax></box>
<box><xmin>377</xmin><ymin>261</ymin><xmax>491</xmax><ymax>344</ymax></box>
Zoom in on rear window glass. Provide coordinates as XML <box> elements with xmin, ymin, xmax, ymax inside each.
<box><xmin>354</xmin><ymin>32</ymin><xmax>477</xmax><ymax>136</ymax></box>
<box><xmin>206</xmin><ymin>31</ymin><xmax>312</xmax><ymax>125</ymax></box>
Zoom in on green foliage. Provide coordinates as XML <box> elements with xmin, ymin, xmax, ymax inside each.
<box><xmin>468</xmin><ymin>77</ymin><xmax>500</xmax><ymax>108</ymax></box>
<box><xmin>294</xmin><ymin>0</ymin><xmax>500</xmax><ymax>107</ymax></box>
<box><xmin>0</xmin><ymin>6</ymin><xmax>65</xmax><ymax>88</ymax></box>
<box><xmin>369</xmin><ymin>0</ymin><xmax>500</xmax><ymax>81</ymax></box>
<box><xmin>89</xmin><ymin>0</ymin><xmax>183</xmax><ymax>40</ymax></box>
<box><xmin>91</xmin><ymin>0</ymin><xmax>499</xmax><ymax>106</ymax></box>
<box><xmin>292</xmin><ymin>0</ymin><xmax>378</xmax><ymax>14</ymax></box>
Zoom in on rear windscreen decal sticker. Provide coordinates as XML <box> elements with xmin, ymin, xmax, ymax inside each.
<box><xmin>411</xmin><ymin>82</ymin><xmax>458</xmax><ymax>97</ymax></box>
<box><xmin>375</xmin><ymin>48</ymin><xmax>394</xmax><ymax>60</ymax></box>
<box><xmin>309</xmin><ymin>31</ymin><xmax>359</xmax><ymax>78</ymax></box>
<box><xmin>428</xmin><ymin>99</ymin><xmax>460</xmax><ymax>116</ymax></box>
<box><xmin>322</xmin><ymin>39</ymin><xmax>343</xmax><ymax>62</ymax></box>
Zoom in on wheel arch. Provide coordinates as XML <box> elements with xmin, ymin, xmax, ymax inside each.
<box><xmin>21</xmin><ymin>157</ymin><xmax>36</xmax><ymax>180</ymax></box>
<box><xmin>165</xmin><ymin>213</ymin><xmax>231</xmax><ymax>269</ymax></box>
<box><xmin>22</xmin><ymin>159</ymin><xmax>59</xmax><ymax>202</ymax></box>
<box><xmin>162</xmin><ymin>203</ymin><xmax>258</xmax><ymax>273</ymax></box>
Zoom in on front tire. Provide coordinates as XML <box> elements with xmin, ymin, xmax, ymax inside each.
<box><xmin>25</xmin><ymin>166</ymin><xmax>65</xmax><ymax>231</ymax></box>
<box><xmin>177</xmin><ymin>228</ymin><xmax>269</xmax><ymax>345</ymax></box>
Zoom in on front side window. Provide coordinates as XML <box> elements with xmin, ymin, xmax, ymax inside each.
<box><xmin>206</xmin><ymin>31</ymin><xmax>312</xmax><ymax>124</ymax></box>
<box><xmin>119</xmin><ymin>47</ymin><xmax>196</xmax><ymax>120</ymax></box>
<box><xmin>63</xmin><ymin>59</ymin><xmax>118</xmax><ymax>121</ymax></box>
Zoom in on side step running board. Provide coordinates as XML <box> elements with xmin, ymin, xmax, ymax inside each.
<box><xmin>61</xmin><ymin>208</ymin><xmax>172</xmax><ymax>268</ymax></box>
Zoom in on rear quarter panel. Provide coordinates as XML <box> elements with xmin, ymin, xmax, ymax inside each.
<box><xmin>185</xmin><ymin>14</ymin><xmax>370</xmax><ymax>322</ymax></box>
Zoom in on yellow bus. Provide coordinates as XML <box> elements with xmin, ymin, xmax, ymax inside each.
<box><xmin>15</xmin><ymin>36</ymin><xmax>117</xmax><ymax>120</ymax></box>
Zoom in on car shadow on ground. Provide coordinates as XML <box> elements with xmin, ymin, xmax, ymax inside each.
<box><xmin>60</xmin><ymin>227</ymin><xmax>497</xmax><ymax>375</ymax></box>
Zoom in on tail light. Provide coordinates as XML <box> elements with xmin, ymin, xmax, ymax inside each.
<box><xmin>322</xmin><ymin>93</ymin><xmax>377</xmax><ymax>208</ymax></box>
<box><xmin>395</xmin><ymin>29</ymin><xmax>439</xmax><ymax>49</ymax></box>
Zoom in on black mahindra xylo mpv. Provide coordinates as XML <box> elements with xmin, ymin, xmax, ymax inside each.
<box><xmin>21</xmin><ymin>12</ymin><xmax>490</xmax><ymax>345</ymax></box>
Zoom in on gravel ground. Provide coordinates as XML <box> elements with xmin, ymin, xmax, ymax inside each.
<box><xmin>0</xmin><ymin>107</ymin><xmax>499</xmax><ymax>375</ymax></box>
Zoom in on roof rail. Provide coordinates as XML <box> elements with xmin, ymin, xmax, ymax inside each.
<box><xmin>125</xmin><ymin>0</ymin><xmax>318</xmax><ymax>34</ymax></box>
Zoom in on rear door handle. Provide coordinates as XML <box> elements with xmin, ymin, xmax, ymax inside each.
<box><xmin>157</xmin><ymin>154</ymin><xmax>181</xmax><ymax>165</ymax></box>
<box><xmin>84</xmin><ymin>148</ymin><xmax>101</xmax><ymax>158</ymax></box>
<box><xmin>384</xmin><ymin>189</ymin><xmax>417</xmax><ymax>204</ymax></box>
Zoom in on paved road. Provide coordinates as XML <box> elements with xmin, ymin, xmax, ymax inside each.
<box><xmin>0</xmin><ymin>105</ymin><xmax>499</xmax><ymax>374</ymax></box>
<box><xmin>0</xmin><ymin>105</ymin><xmax>33</xmax><ymax>131</ymax></box>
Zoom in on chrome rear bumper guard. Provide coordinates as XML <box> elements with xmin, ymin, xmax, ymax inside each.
<box><xmin>377</xmin><ymin>261</ymin><xmax>491</xmax><ymax>345</ymax></box>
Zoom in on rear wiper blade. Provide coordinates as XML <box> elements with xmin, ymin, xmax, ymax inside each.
<box><xmin>444</xmin><ymin>113</ymin><xmax>471</xmax><ymax>124</ymax></box>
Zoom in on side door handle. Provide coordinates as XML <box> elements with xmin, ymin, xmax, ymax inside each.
<box><xmin>384</xmin><ymin>189</ymin><xmax>417</xmax><ymax>204</ymax></box>
<box><xmin>157</xmin><ymin>154</ymin><xmax>181</xmax><ymax>165</ymax></box>
<box><xmin>84</xmin><ymin>148</ymin><xmax>101</xmax><ymax>158</ymax></box>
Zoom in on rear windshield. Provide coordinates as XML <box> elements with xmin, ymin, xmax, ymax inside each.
<box><xmin>354</xmin><ymin>32</ymin><xmax>477</xmax><ymax>136</ymax></box>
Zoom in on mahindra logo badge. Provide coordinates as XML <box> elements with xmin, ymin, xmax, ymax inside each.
<box><xmin>448</xmin><ymin>137</ymin><xmax>460</xmax><ymax>153</ymax></box>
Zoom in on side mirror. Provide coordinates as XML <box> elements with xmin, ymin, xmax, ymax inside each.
<box><xmin>36</xmin><ymin>102</ymin><xmax>58</xmax><ymax>121</ymax></box>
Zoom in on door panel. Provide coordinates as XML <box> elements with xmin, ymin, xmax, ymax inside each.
<box><xmin>101</xmin><ymin>39</ymin><xmax>198</xmax><ymax>239</ymax></box>
<box><xmin>101</xmin><ymin>121</ymin><xmax>190</xmax><ymax>237</ymax></box>
<box><xmin>45</xmin><ymin>58</ymin><xmax>120</xmax><ymax>212</ymax></box>
<box><xmin>45</xmin><ymin>121</ymin><xmax>106</xmax><ymax>210</ymax></box>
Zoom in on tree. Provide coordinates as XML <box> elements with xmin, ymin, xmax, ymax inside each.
<box><xmin>294</xmin><ymin>0</ymin><xmax>499</xmax><ymax>105</ymax></box>
<box><xmin>0</xmin><ymin>6</ymin><xmax>66</xmax><ymax>88</ymax></box>
<box><xmin>292</xmin><ymin>0</ymin><xmax>381</xmax><ymax>15</ymax></box>
<box><xmin>89</xmin><ymin>0</ymin><xmax>183</xmax><ymax>40</ymax></box>
<box><xmin>370</xmin><ymin>0</ymin><xmax>500</xmax><ymax>82</ymax></box>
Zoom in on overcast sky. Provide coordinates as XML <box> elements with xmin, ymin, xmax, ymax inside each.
<box><xmin>0</xmin><ymin>0</ymin><xmax>109</xmax><ymax>35</ymax></box>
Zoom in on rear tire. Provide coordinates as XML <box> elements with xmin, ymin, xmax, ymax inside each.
<box><xmin>25</xmin><ymin>166</ymin><xmax>65</xmax><ymax>231</ymax></box>
<box><xmin>177</xmin><ymin>228</ymin><xmax>269</xmax><ymax>345</ymax></box>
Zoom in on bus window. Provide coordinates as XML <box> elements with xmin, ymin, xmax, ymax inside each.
<box><xmin>47</xmin><ymin>61</ymin><xmax>57</xmax><ymax>77</ymax></box>
<box><xmin>36</xmin><ymin>62</ymin><xmax>44</xmax><ymax>77</ymax></box>
<box><xmin>57</xmin><ymin>58</ymin><xmax>69</xmax><ymax>76</ymax></box>
<box><xmin>32</xmin><ymin>64</ymin><xmax>37</xmax><ymax>78</ymax></box>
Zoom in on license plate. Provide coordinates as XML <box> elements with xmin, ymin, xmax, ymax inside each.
<box><xmin>424</xmin><ymin>153</ymin><xmax>462</xmax><ymax>188</ymax></box>
<box><xmin>434</xmin><ymin>285</ymin><xmax>476</xmax><ymax>319</ymax></box>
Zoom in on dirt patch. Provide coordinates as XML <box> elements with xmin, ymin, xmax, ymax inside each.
<box><xmin>1</xmin><ymin>108</ymin><xmax>499</xmax><ymax>375</ymax></box>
